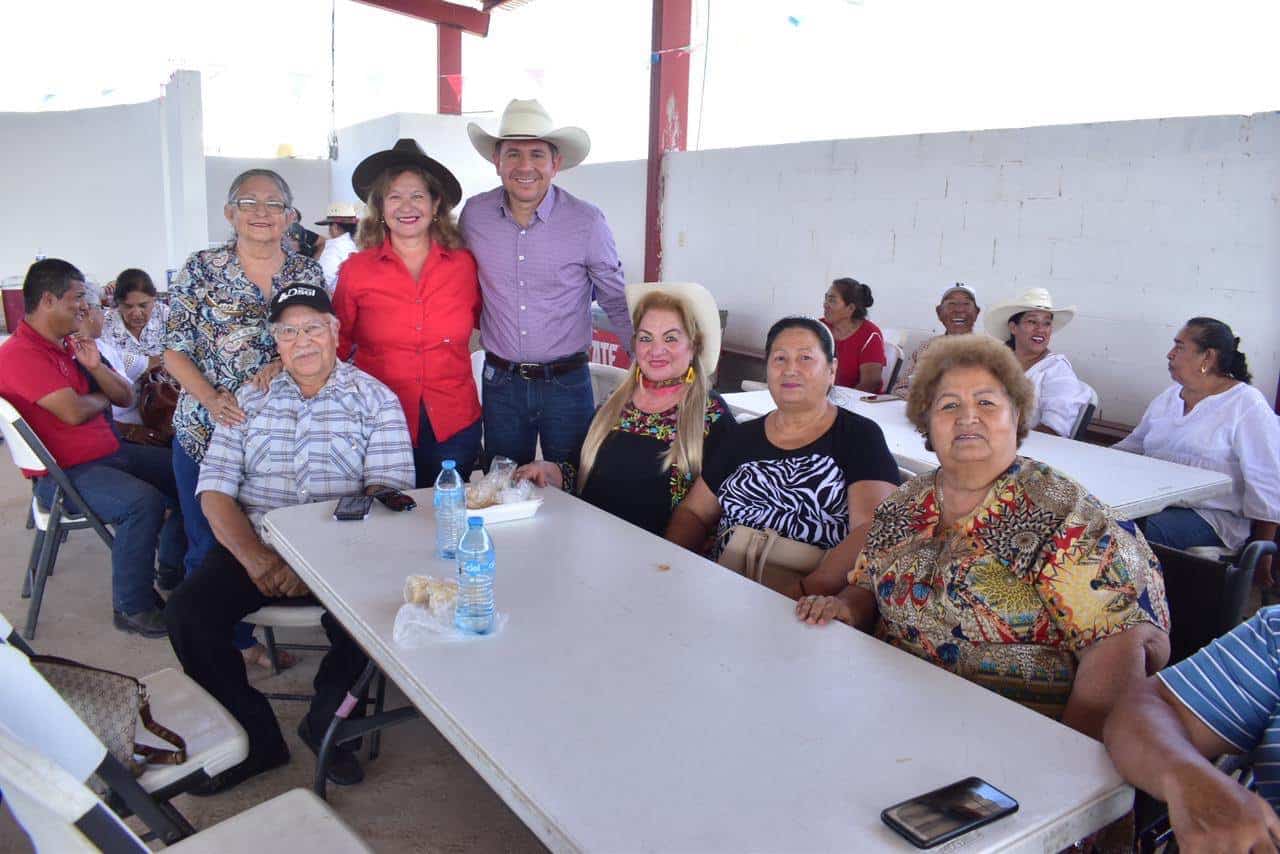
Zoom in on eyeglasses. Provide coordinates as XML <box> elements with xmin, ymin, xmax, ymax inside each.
<box><xmin>271</xmin><ymin>321</ymin><xmax>330</xmax><ymax>342</ymax></box>
<box><xmin>233</xmin><ymin>198</ymin><xmax>289</xmax><ymax>215</ymax></box>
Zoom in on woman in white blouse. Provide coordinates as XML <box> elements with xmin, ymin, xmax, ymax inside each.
<box><xmin>986</xmin><ymin>287</ymin><xmax>1093</xmax><ymax>437</ymax></box>
<box><xmin>99</xmin><ymin>270</ymin><xmax>170</xmax><ymax>438</ymax></box>
<box><xmin>1115</xmin><ymin>318</ymin><xmax>1280</xmax><ymax>577</ymax></box>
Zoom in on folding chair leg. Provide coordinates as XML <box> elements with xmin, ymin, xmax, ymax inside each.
<box><xmin>22</xmin><ymin>531</ymin><xmax>44</xmax><ymax>599</ymax></box>
<box><xmin>24</xmin><ymin>506</ymin><xmax>62</xmax><ymax>640</ymax></box>
<box><xmin>369</xmin><ymin>670</ymin><xmax>387</xmax><ymax>762</ymax></box>
<box><xmin>263</xmin><ymin>626</ymin><xmax>281</xmax><ymax>675</ymax></box>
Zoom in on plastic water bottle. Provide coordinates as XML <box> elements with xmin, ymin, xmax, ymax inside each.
<box><xmin>455</xmin><ymin>517</ymin><xmax>496</xmax><ymax>634</ymax></box>
<box><xmin>433</xmin><ymin>460</ymin><xmax>465</xmax><ymax>559</ymax></box>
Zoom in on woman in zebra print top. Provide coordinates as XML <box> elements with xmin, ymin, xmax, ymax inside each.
<box><xmin>665</xmin><ymin>316</ymin><xmax>900</xmax><ymax>599</ymax></box>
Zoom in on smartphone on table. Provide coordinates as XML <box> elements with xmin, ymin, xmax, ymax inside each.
<box><xmin>861</xmin><ymin>394</ymin><xmax>900</xmax><ymax>403</ymax></box>
<box><xmin>881</xmin><ymin>777</ymin><xmax>1018</xmax><ymax>849</ymax></box>
<box><xmin>333</xmin><ymin>495</ymin><xmax>373</xmax><ymax>521</ymax></box>
<box><xmin>371</xmin><ymin>487</ymin><xmax>416</xmax><ymax>512</ymax></box>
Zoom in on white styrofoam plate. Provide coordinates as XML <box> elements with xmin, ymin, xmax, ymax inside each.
<box><xmin>466</xmin><ymin>497</ymin><xmax>544</xmax><ymax>525</ymax></box>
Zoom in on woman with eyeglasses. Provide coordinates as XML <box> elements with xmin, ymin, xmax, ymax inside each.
<box><xmin>163</xmin><ymin>168</ymin><xmax>324</xmax><ymax>671</ymax></box>
<box><xmin>332</xmin><ymin>140</ymin><xmax>482</xmax><ymax>487</ymax></box>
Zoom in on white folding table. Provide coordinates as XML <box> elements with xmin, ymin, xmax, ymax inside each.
<box><xmin>722</xmin><ymin>390</ymin><xmax>1233</xmax><ymax>520</ymax></box>
<box><xmin>265</xmin><ymin>489</ymin><xmax>1132</xmax><ymax>853</ymax></box>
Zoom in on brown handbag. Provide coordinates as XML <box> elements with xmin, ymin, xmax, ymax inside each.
<box><xmin>717</xmin><ymin>525</ymin><xmax>826</xmax><ymax>594</ymax></box>
<box><xmin>32</xmin><ymin>655</ymin><xmax>186</xmax><ymax>775</ymax></box>
<box><xmin>138</xmin><ymin>366</ymin><xmax>179</xmax><ymax>441</ymax></box>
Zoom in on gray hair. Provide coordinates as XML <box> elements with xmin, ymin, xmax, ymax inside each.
<box><xmin>225</xmin><ymin>169</ymin><xmax>293</xmax><ymax>207</ymax></box>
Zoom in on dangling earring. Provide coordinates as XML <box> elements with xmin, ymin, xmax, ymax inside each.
<box><xmin>684</xmin><ymin>366</ymin><xmax>696</xmax><ymax>384</ymax></box>
<box><xmin>1200</xmin><ymin>365</ymin><xmax>1207</xmax><ymax>374</ymax></box>
<box><xmin>633</xmin><ymin>364</ymin><xmax>642</xmax><ymax>382</ymax></box>
<box><xmin>432</xmin><ymin>215</ymin><xmax>439</xmax><ymax>223</ymax></box>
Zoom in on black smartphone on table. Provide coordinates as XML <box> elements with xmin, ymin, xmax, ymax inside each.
<box><xmin>333</xmin><ymin>495</ymin><xmax>373</xmax><ymax>521</ymax></box>
<box><xmin>881</xmin><ymin>777</ymin><xmax>1018</xmax><ymax>849</ymax></box>
<box><xmin>371</xmin><ymin>488</ymin><xmax>416</xmax><ymax>512</ymax></box>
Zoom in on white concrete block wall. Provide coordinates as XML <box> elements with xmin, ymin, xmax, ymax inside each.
<box><xmin>645</xmin><ymin>112</ymin><xmax>1280</xmax><ymax>423</ymax></box>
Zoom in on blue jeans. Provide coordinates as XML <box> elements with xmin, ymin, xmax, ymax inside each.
<box><xmin>481</xmin><ymin>362</ymin><xmax>594</xmax><ymax>466</ymax></box>
<box><xmin>414</xmin><ymin>406</ymin><xmax>482</xmax><ymax>488</ymax></box>
<box><xmin>1139</xmin><ymin>507</ymin><xmax>1226</xmax><ymax>550</ymax></box>
<box><xmin>173</xmin><ymin>439</ymin><xmax>256</xmax><ymax>650</ymax></box>
<box><xmin>36</xmin><ymin>444</ymin><xmax>185</xmax><ymax>615</ymax></box>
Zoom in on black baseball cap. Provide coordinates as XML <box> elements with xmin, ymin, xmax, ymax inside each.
<box><xmin>268</xmin><ymin>284</ymin><xmax>335</xmax><ymax>322</ymax></box>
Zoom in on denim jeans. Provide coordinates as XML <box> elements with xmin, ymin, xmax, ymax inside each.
<box><xmin>173</xmin><ymin>439</ymin><xmax>256</xmax><ymax>650</ymax></box>
<box><xmin>414</xmin><ymin>406</ymin><xmax>482</xmax><ymax>489</ymax></box>
<box><xmin>481</xmin><ymin>362</ymin><xmax>594</xmax><ymax>466</ymax></box>
<box><xmin>1139</xmin><ymin>507</ymin><xmax>1226</xmax><ymax>550</ymax></box>
<box><xmin>36</xmin><ymin>444</ymin><xmax>185</xmax><ymax>615</ymax></box>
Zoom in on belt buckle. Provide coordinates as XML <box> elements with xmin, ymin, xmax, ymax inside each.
<box><xmin>517</xmin><ymin>362</ymin><xmax>542</xmax><ymax>380</ymax></box>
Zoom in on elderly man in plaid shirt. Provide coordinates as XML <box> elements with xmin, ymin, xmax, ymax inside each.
<box><xmin>165</xmin><ymin>283</ymin><xmax>413</xmax><ymax>794</ymax></box>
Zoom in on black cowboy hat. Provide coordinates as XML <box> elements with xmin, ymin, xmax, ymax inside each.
<box><xmin>350</xmin><ymin>139</ymin><xmax>463</xmax><ymax>207</ymax></box>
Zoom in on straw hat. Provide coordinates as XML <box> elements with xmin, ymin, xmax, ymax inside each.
<box><xmin>350</xmin><ymin>139</ymin><xmax>463</xmax><ymax>207</ymax></box>
<box><xmin>625</xmin><ymin>282</ymin><xmax>722</xmax><ymax>375</ymax></box>
<box><xmin>984</xmin><ymin>287</ymin><xmax>1076</xmax><ymax>337</ymax></box>
<box><xmin>467</xmin><ymin>99</ymin><xmax>591</xmax><ymax>170</ymax></box>
<box><xmin>314</xmin><ymin>202</ymin><xmax>362</xmax><ymax>225</ymax></box>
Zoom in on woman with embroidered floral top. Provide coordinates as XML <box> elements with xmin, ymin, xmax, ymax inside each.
<box><xmin>164</xmin><ymin>168</ymin><xmax>324</xmax><ymax>668</ymax></box>
<box><xmin>515</xmin><ymin>283</ymin><xmax>735</xmax><ymax>536</ymax></box>
<box><xmin>797</xmin><ymin>334</ymin><xmax>1170</xmax><ymax>741</ymax></box>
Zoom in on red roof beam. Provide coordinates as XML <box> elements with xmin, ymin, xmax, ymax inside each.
<box><xmin>354</xmin><ymin>0</ymin><xmax>490</xmax><ymax>36</ymax></box>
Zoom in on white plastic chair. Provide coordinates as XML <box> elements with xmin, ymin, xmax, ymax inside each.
<box><xmin>0</xmin><ymin>395</ymin><xmax>115</xmax><ymax>639</ymax></box>
<box><xmin>589</xmin><ymin>362</ymin><xmax>629</xmax><ymax>407</ymax></box>
<box><xmin>0</xmin><ymin>626</ymin><xmax>248</xmax><ymax>844</ymax></box>
<box><xmin>0</xmin><ymin>724</ymin><xmax>373</xmax><ymax>853</ymax></box>
<box><xmin>882</xmin><ymin>341</ymin><xmax>905</xmax><ymax>394</ymax></box>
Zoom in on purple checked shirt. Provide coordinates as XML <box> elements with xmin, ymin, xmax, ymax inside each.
<box><xmin>459</xmin><ymin>184</ymin><xmax>632</xmax><ymax>363</ymax></box>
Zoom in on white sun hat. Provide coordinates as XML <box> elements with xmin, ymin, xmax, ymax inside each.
<box><xmin>984</xmin><ymin>287</ymin><xmax>1076</xmax><ymax>337</ymax></box>
<box><xmin>467</xmin><ymin>99</ymin><xmax>591</xmax><ymax>170</ymax></box>
<box><xmin>625</xmin><ymin>282</ymin><xmax>722</xmax><ymax>375</ymax></box>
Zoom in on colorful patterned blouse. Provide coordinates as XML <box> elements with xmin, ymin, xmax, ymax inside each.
<box><xmin>850</xmin><ymin>456</ymin><xmax>1169</xmax><ymax>719</ymax></box>
<box><xmin>163</xmin><ymin>240</ymin><xmax>325</xmax><ymax>462</ymax></box>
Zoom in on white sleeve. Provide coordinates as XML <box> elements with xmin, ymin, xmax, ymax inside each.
<box><xmin>1036</xmin><ymin>357</ymin><xmax>1092</xmax><ymax>437</ymax></box>
<box><xmin>96</xmin><ymin>338</ymin><xmax>146</xmax><ymax>384</ymax></box>
<box><xmin>319</xmin><ymin>245</ymin><xmax>341</xmax><ymax>289</ymax></box>
<box><xmin>1234</xmin><ymin>398</ymin><xmax>1280</xmax><ymax>525</ymax></box>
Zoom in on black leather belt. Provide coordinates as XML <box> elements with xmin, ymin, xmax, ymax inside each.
<box><xmin>485</xmin><ymin>351</ymin><xmax>589</xmax><ymax>380</ymax></box>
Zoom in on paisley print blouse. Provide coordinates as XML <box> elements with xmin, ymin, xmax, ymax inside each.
<box><xmin>163</xmin><ymin>240</ymin><xmax>324</xmax><ymax>462</ymax></box>
<box><xmin>850</xmin><ymin>456</ymin><xmax>1170</xmax><ymax>719</ymax></box>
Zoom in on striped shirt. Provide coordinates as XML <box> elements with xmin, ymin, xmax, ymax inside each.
<box><xmin>1159</xmin><ymin>606</ymin><xmax>1280</xmax><ymax>807</ymax></box>
<box><xmin>196</xmin><ymin>361</ymin><xmax>414</xmax><ymax>533</ymax></box>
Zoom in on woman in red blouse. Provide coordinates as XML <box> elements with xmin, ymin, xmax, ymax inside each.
<box><xmin>334</xmin><ymin>139</ymin><xmax>482</xmax><ymax>486</ymax></box>
<box><xmin>821</xmin><ymin>277</ymin><xmax>886</xmax><ymax>392</ymax></box>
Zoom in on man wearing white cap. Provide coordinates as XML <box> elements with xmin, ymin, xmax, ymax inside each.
<box><xmin>892</xmin><ymin>282</ymin><xmax>981</xmax><ymax>397</ymax></box>
<box><xmin>459</xmin><ymin>98</ymin><xmax>632</xmax><ymax>466</ymax></box>
<box><xmin>314</xmin><ymin>203</ymin><xmax>361</xmax><ymax>290</ymax></box>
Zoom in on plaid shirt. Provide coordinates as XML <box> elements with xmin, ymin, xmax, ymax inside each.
<box><xmin>196</xmin><ymin>360</ymin><xmax>414</xmax><ymax>533</ymax></box>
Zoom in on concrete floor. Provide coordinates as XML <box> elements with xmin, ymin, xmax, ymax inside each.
<box><xmin>0</xmin><ymin>451</ymin><xmax>546</xmax><ymax>853</ymax></box>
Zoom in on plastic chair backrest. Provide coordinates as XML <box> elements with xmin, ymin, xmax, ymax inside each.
<box><xmin>471</xmin><ymin>350</ymin><xmax>486</xmax><ymax>403</ymax></box>
<box><xmin>0</xmin><ymin>645</ymin><xmax>108</xmax><ymax>783</ymax></box>
<box><xmin>588</xmin><ymin>362</ymin><xmax>629</xmax><ymax>407</ymax></box>
<box><xmin>883</xmin><ymin>341</ymin><xmax>905</xmax><ymax>394</ymax></box>
<box><xmin>0</xmin><ymin>396</ymin><xmax>46</xmax><ymax>473</ymax></box>
<box><xmin>1070</xmin><ymin>385</ymin><xmax>1100</xmax><ymax>440</ymax></box>
<box><xmin>0</xmin><ymin>725</ymin><xmax>146</xmax><ymax>853</ymax></box>
<box><xmin>1151</xmin><ymin>541</ymin><xmax>1273</xmax><ymax>665</ymax></box>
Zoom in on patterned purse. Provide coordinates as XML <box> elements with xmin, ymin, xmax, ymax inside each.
<box><xmin>718</xmin><ymin>525</ymin><xmax>826</xmax><ymax>594</ymax></box>
<box><xmin>32</xmin><ymin>655</ymin><xmax>186</xmax><ymax>774</ymax></box>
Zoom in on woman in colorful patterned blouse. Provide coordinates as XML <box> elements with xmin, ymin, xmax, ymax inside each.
<box><xmin>797</xmin><ymin>334</ymin><xmax>1170</xmax><ymax>739</ymax></box>
<box><xmin>163</xmin><ymin>168</ymin><xmax>324</xmax><ymax>667</ymax></box>
<box><xmin>515</xmin><ymin>282</ymin><xmax>735</xmax><ymax>536</ymax></box>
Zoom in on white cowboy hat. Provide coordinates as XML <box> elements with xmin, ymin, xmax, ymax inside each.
<box><xmin>467</xmin><ymin>99</ymin><xmax>591</xmax><ymax>170</ymax></box>
<box><xmin>984</xmin><ymin>286</ymin><xmax>1076</xmax><ymax>337</ymax></box>
<box><xmin>314</xmin><ymin>202</ymin><xmax>362</xmax><ymax>225</ymax></box>
<box><xmin>625</xmin><ymin>282</ymin><xmax>722</xmax><ymax>375</ymax></box>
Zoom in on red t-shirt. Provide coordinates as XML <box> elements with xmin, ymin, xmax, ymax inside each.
<box><xmin>825</xmin><ymin>318</ymin><xmax>886</xmax><ymax>391</ymax></box>
<box><xmin>333</xmin><ymin>240</ymin><xmax>482</xmax><ymax>445</ymax></box>
<box><xmin>0</xmin><ymin>321</ymin><xmax>120</xmax><ymax>476</ymax></box>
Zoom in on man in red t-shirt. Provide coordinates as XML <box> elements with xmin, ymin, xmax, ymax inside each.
<box><xmin>0</xmin><ymin>259</ymin><xmax>185</xmax><ymax>638</ymax></box>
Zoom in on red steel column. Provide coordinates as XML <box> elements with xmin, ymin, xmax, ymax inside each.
<box><xmin>643</xmin><ymin>0</ymin><xmax>692</xmax><ymax>282</ymax></box>
<box><xmin>438</xmin><ymin>25</ymin><xmax>463</xmax><ymax>114</ymax></box>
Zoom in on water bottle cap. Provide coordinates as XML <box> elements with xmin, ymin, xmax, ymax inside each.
<box><xmin>442</xmin><ymin>460</ymin><xmax>456</xmax><ymax>470</ymax></box>
<box><xmin>467</xmin><ymin>516</ymin><xmax>483</xmax><ymax>527</ymax></box>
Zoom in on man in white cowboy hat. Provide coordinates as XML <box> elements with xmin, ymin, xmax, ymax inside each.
<box><xmin>459</xmin><ymin>98</ymin><xmax>632</xmax><ymax>466</ymax></box>
<box><xmin>314</xmin><ymin>202</ymin><xmax>362</xmax><ymax>289</ymax></box>
<box><xmin>985</xmin><ymin>286</ymin><xmax>1094</xmax><ymax>437</ymax></box>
